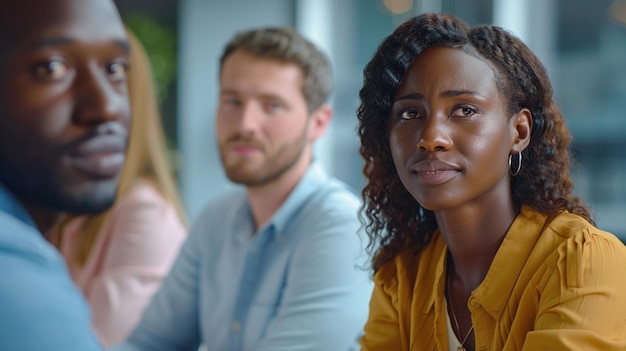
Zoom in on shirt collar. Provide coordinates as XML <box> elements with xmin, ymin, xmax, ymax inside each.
<box><xmin>423</xmin><ymin>206</ymin><xmax>548</xmax><ymax>318</ymax></box>
<box><xmin>259</xmin><ymin>161</ymin><xmax>328</xmax><ymax>241</ymax></box>
<box><xmin>472</xmin><ymin>205</ymin><xmax>548</xmax><ymax>318</ymax></box>
<box><xmin>0</xmin><ymin>181</ymin><xmax>38</xmax><ymax>230</ymax></box>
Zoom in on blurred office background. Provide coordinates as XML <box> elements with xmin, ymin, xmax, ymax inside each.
<box><xmin>114</xmin><ymin>0</ymin><xmax>626</xmax><ymax>240</ymax></box>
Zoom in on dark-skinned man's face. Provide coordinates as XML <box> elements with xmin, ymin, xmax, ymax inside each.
<box><xmin>0</xmin><ymin>0</ymin><xmax>131</xmax><ymax>229</ymax></box>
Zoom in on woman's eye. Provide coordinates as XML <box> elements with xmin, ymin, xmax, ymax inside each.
<box><xmin>31</xmin><ymin>60</ymin><xmax>70</xmax><ymax>80</ymax></box>
<box><xmin>451</xmin><ymin>106</ymin><xmax>477</xmax><ymax>117</ymax></box>
<box><xmin>400</xmin><ymin>108</ymin><xmax>420</xmax><ymax>120</ymax></box>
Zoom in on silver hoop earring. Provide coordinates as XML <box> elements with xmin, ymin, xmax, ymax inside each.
<box><xmin>509</xmin><ymin>152</ymin><xmax>522</xmax><ymax>176</ymax></box>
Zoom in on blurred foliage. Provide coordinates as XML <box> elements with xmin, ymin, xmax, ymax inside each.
<box><xmin>124</xmin><ymin>13</ymin><xmax>177</xmax><ymax>103</ymax></box>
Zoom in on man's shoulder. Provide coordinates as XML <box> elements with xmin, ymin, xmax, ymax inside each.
<box><xmin>0</xmin><ymin>210</ymin><xmax>76</xmax><ymax>303</ymax></box>
<box><xmin>284</xmin><ymin>177</ymin><xmax>362</xmax><ymax>236</ymax></box>
<box><xmin>0</xmin><ymin>210</ymin><xmax>56</xmax><ymax>262</ymax></box>
<box><xmin>0</xmin><ymin>212</ymin><xmax>102</xmax><ymax>351</ymax></box>
<box><xmin>304</xmin><ymin>176</ymin><xmax>361</xmax><ymax>211</ymax></box>
<box><xmin>0</xmin><ymin>211</ymin><xmax>70</xmax><ymax>292</ymax></box>
<box><xmin>196</xmin><ymin>187</ymin><xmax>247</xmax><ymax>217</ymax></box>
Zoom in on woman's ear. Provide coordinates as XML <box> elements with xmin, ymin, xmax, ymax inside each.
<box><xmin>511</xmin><ymin>108</ymin><xmax>532</xmax><ymax>153</ymax></box>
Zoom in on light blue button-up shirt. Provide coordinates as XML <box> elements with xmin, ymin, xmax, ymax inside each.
<box><xmin>0</xmin><ymin>182</ymin><xmax>102</xmax><ymax>350</ymax></box>
<box><xmin>111</xmin><ymin>163</ymin><xmax>372</xmax><ymax>351</ymax></box>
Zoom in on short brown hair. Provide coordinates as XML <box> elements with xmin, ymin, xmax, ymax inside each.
<box><xmin>219</xmin><ymin>27</ymin><xmax>333</xmax><ymax>113</ymax></box>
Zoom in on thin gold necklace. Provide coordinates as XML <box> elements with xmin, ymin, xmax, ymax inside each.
<box><xmin>447</xmin><ymin>270</ymin><xmax>474</xmax><ymax>351</ymax></box>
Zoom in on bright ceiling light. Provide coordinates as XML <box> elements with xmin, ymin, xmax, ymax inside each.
<box><xmin>383</xmin><ymin>0</ymin><xmax>413</xmax><ymax>15</ymax></box>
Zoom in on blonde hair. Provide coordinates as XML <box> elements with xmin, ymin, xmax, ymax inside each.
<box><xmin>50</xmin><ymin>27</ymin><xmax>187</xmax><ymax>265</ymax></box>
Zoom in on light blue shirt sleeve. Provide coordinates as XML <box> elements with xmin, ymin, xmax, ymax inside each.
<box><xmin>0</xmin><ymin>213</ymin><xmax>103</xmax><ymax>351</ymax></box>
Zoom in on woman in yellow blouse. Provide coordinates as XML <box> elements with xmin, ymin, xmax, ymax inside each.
<box><xmin>356</xmin><ymin>13</ymin><xmax>626</xmax><ymax>351</ymax></box>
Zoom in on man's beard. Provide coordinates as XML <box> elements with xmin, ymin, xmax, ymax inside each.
<box><xmin>220</xmin><ymin>131</ymin><xmax>308</xmax><ymax>187</ymax></box>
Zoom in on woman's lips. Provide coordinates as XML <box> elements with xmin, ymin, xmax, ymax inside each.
<box><xmin>411</xmin><ymin>159</ymin><xmax>461</xmax><ymax>185</ymax></box>
<box><xmin>414</xmin><ymin>169</ymin><xmax>460</xmax><ymax>185</ymax></box>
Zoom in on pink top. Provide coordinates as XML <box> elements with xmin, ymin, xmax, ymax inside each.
<box><xmin>57</xmin><ymin>180</ymin><xmax>186</xmax><ymax>347</ymax></box>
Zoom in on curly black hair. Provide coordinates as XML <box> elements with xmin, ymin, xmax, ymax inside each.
<box><xmin>357</xmin><ymin>13</ymin><xmax>591</xmax><ymax>273</ymax></box>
